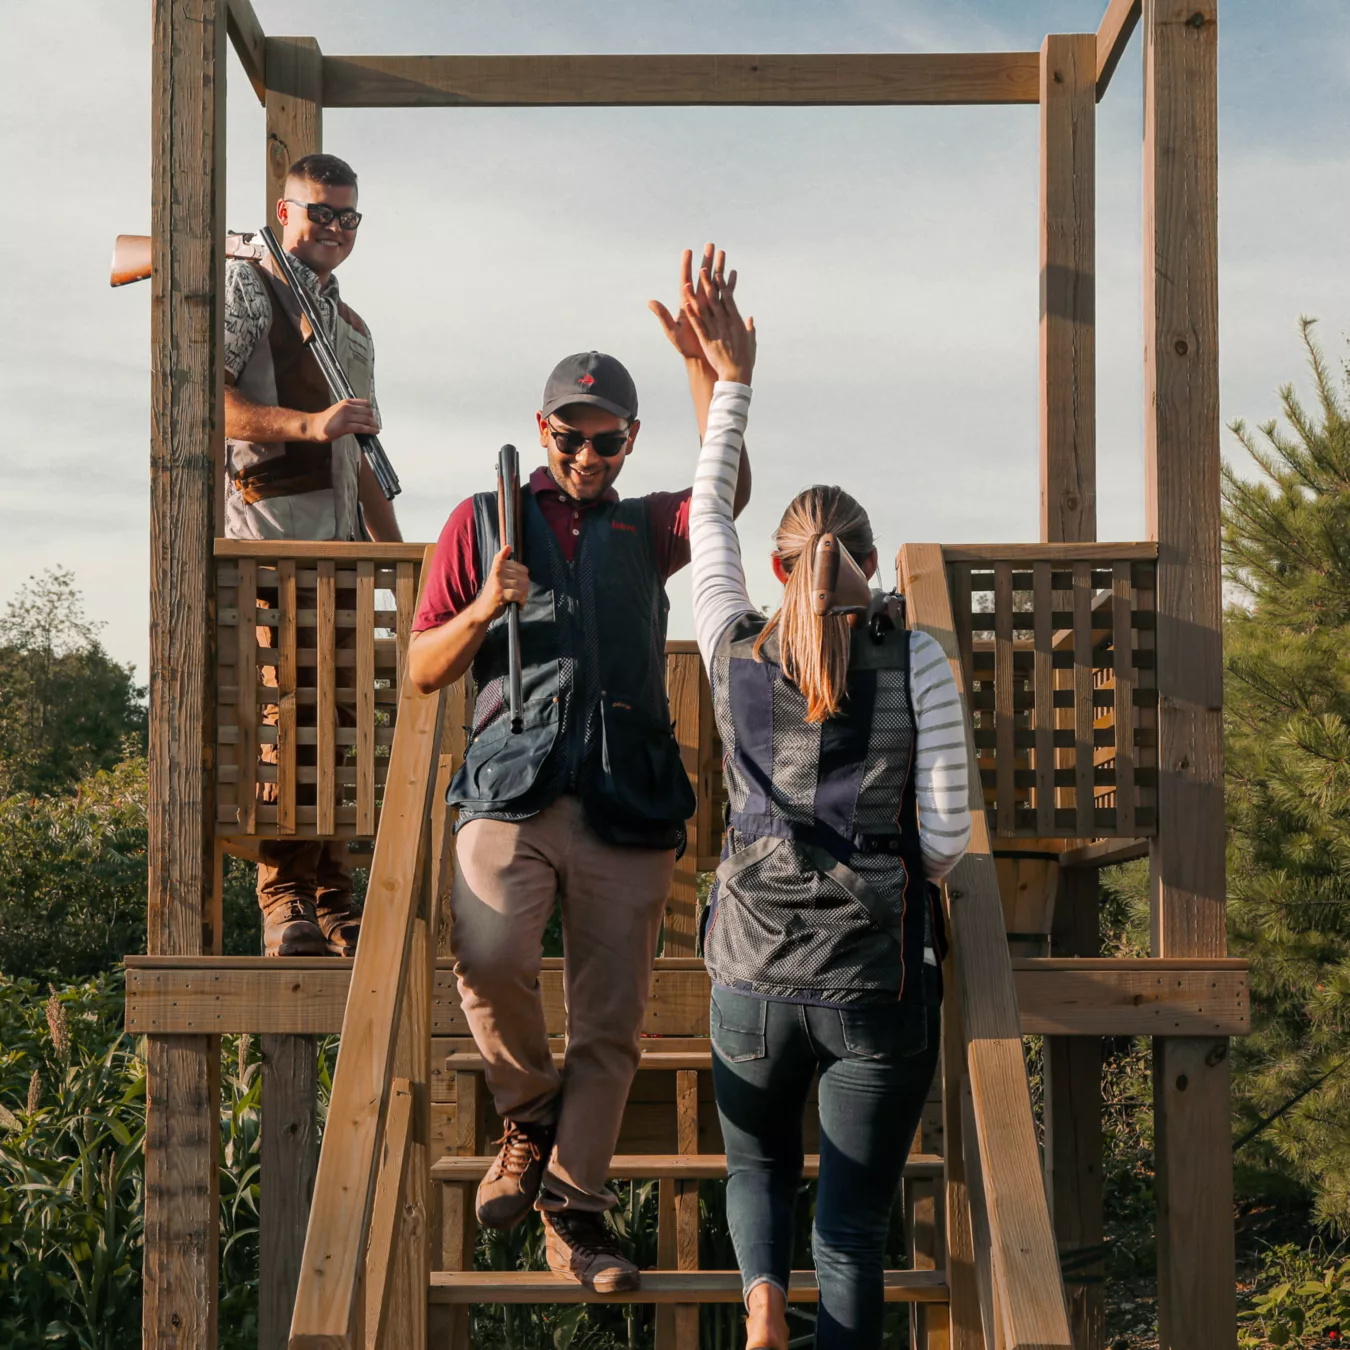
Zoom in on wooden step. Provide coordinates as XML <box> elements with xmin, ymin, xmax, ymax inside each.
<box><xmin>429</xmin><ymin>1269</ymin><xmax>948</xmax><ymax>1304</ymax></box>
<box><xmin>444</xmin><ymin>1047</ymin><xmax>713</xmax><ymax>1072</ymax></box>
<box><xmin>431</xmin><ymin>1152</ymin><xmax>944</xmax><ymax>1183</ymax></box>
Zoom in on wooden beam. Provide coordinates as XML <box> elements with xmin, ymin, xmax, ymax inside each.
<box><xmin>898</xmin><ymin>542</ymin><xmax>1073</xmax><ymax>1350</ymax></box>
<box><xmin>145</xmin><ymin>0</ymin><xmax>225</xmax><ymax>1346</ymax></box>
<box><xmin>216</xmin><ymin>540</ymin><xmax>432</xmax><ymax>561</ymax></box>
<box><xmin>320</xmin><ymin>52</ymin><xmax>1041</xmax><ymax>108</ymax></box>
<box><xmin>288</xmin><ymin>621</ymin><xmax>447</xmax><ymax>1347</ymax></box>
<box><xmin>265</xmin><ymin>37</ymin><xmax>322</xmax><ymax>232</ymax></box>
<box><xmin>225</xmin><ymin>0</ymin><xmax>266</xmax><ymax>102</ymax></box>
<box><xmin>431</xmin><ymin>1153</ymin><xmax>945</xmax><ymax>1182</ymax></box>
<box><xmin>124</xmin><ymin>956</ymin><xmax>1250</xmax><ymax>1037</ymax></box>
<box><xmin>1044</xmin><ymin>868</ymin><xmax>1105</xmax><ymax>1350</ymax></box>
<box><xmin>1058</xmin><ymin>837</ymin><xmax>1149</xmax><ymax>868</ymax></box>
<box><xmin>1143</xmin><ymin>3</ymin><xmax>1231</xmax><ymax>1347</ymax></box>
<box><xmin>260</xmin><ymin>1036</ymin><xmax>317</xmax><ymax>1350</ymax></box>
<box><xmin>363</xmin><ymin>1079</ymin><xmax>413</xmax><ymax>1350</ymax></box>
<box><xmin>941</xmin><ymin>542</ymin><xmax>1155</xmax><ymax>563</ymax></box>
<box><xmin>429</xmin><ymin>1270</ymin><xmax>951</xmax><ymax>1304</ymax></box>
<box><xmin>1097</xmin><ymin>0</ymin><xmax>1142</xmax><ymax>98</ymax></box>
<box><xmin>1039</xmin><ymin>34</ymin><xmax>1096</xmax><ymax>544</ymax></box>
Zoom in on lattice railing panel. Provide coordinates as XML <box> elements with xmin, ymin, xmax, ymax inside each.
<box><xmin>215</xmin><ymin>542</ymin><xmax>428</xmax><ymax>840</ymax></box>
<box><xmin>945</xmin><ymin>545</ymin><xmax>1158</xmax><ymax>839</ymax></box>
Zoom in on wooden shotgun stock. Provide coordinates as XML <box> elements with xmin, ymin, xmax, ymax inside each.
<box><xmin>812</xmin><ymin>532</ymin><xmax>906</xmax><ymax>640</ymax></box>
<box><xmin>109</xmin><ymin>232</ymin><xmax>265</xmax><ymax>287</ymax></box>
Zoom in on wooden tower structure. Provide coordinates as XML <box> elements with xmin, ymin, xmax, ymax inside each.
<box><xmin>130</xmin><ymin>1</ymin><xmax>1240</xmax><ymax>1347</ymax></box>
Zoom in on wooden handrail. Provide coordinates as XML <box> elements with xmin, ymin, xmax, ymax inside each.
<box><xmin>215</xmin><ymin>538</ymin><xmax>431</xmax><ymax>561</ymax></box>
<box><xmin>289</xmin><ymin>547</ymin><xmax>447</xmax><ymax>1350</ymax></box>
<box><xmin>899</xmin><ymin>543</ymin><xmax>1073</xmax><ymax>1350</ymax></box>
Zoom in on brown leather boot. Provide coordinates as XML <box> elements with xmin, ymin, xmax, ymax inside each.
<box><xmin>314</xmin><ymin>896</ymin><xmax>362</xmax><ymax>958</ymax></box>
<box><xmin>475</xmin><ymin>1120</ymin><xmax>555</xmax><ymax>1230</ymax></box>
<box><xmin>542</xmin><ymin>1209</ymin><xmax>641</xmax><ymax>1293</ymax></box>
<box><xmin>261</xmin><ymin>896</ymin><xmax>328</xmax><ymax>957</ymax></box>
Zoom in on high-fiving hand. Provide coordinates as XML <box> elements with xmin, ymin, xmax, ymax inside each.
<box><xmin>679</xmin><ymin>247</ymin><xmax>756</xmax><ymax>387</ymax></box>
<box><xmin>649</xmin><ymin>244</ymin><xmax>723</xmax><ymax>365</ymax></box>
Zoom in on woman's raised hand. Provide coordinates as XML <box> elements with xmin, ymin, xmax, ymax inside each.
<box><xmin>680</xmin><ymin>248</ymin><xmax>756</xmax><ymax>386</ymax></box>
<box><xmin>649</xmin><ymin>244</ymin><xmax>722</xmax><ymax>363</ymax></box>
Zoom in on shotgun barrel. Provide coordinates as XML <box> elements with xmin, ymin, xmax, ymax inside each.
<box><xmin>258</xmin><ymin>227</ymin><xmax>401</xmax><ymax>501</ymax></box>
<box><xmin>496</xmin><ymin>445</ymin><xmax>524</xmax><ymax>734</ymax></box>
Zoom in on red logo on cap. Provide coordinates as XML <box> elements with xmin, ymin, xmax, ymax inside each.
<box><xmin>578</xmin><ymin>373</ymin><xmax>595</xmax><ymax>388</ymax></box>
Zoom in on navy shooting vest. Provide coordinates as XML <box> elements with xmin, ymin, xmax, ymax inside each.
<box><xmin>703</xmin><ymin>613</ymin><xmax>946</xmax><ymax>1008</ymax></box>
<box><xmin>447</xmin><ymin>481</ymin><xmax>696</xmax><ymax>851</ymax></box>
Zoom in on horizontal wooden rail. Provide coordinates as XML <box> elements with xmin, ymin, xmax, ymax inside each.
<box><xmin>431</xmin><ymin>1153</ymin><xmax>945</xmax><ymax>1182</ymax></box>
<box><xmin>428</xmin><ymin>1270</ymin><xmax>950</xmax><ymax>1303</ymax></box>
<box><xmin>289</xmin><ymin>547</ymin><xmax>446</xmax><ymax>1350</ymax></box>
<box><xmin>320</xmin><ymin>52</ymin><xmax>1041</xmax><ymax>108</ymax></box>
<box><xmin>215</xmin><ymin>539</ymin><xmax>431</xmax><ymax>561</ymax></box>
<box><xmin>124</xmin><ymin>956</ymin><xmax>1249</xmax><ymax>1038</ymax></box>
<box><xmin>941</xmin><ymin>541</ymin><xmax>1157</xmax><ymax>562</ymax></box>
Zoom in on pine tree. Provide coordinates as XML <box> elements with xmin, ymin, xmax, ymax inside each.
<box><xmin>1223</xmin><ymin>318</ymin><xmax>1350</xmax><ymax>1230</ymax></box>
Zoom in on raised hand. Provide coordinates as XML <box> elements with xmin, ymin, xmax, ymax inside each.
<box><xmin>681</xmin><ymin>250</ymin><xmax>756</xmax><ymax>386</ymax></box>
<box><xmin>649</xmin><ymin>243</ymin><xmax>732</xmax><ymax>363</ymax></box>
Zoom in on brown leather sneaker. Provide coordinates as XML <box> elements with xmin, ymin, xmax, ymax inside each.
<box><xmin>314</xmin><ymin>896</ymin><xmax>362</xmax><ymax>958</ymax></box>
<box><xmin>542</xmin><ymin>1210</ymin><xmax>641</xmax><ymax>1293</ymax></box>
<box><xmin>475</xmin><ymin>1120</ymin><xmax>555</xmax><ymax>1230</ymax></box>
<box><xmin>262</xmin><ymin>896</ymin><xmax>328</xmax><ymax>957</ymax></box>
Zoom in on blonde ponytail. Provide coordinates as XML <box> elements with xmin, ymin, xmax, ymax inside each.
<box><xmin>753</xmin><ymin>486</ymin><xmax>874</xmax><ymax>723</ymax></box>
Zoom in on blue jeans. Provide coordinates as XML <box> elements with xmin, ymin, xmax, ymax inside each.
<box><xmin>710</xmin><ymin>983</ymin><xmax>941</xmax><ymax>1350</ymax></box>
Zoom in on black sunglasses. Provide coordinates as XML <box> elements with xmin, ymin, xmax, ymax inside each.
<box><xmin>546</xmin><ymin>421</ymin><xmax>632</xmax><ymax>458</ymax></box>
<box><xmin>285</xmin><ymin>199</ymin><xmax>363</xmax><ymax>231</ymax></box>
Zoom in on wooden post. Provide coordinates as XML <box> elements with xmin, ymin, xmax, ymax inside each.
<box><xmin>1142</xmin><ymin>3</ymin><xmax>1231</xmax><ymax>1347</ymax></box>
<box><xmin>257</xmin><ymin>56</ymin><xmax>323</xmax><ymax>1347</ymax></box>
<box><xmin>1039</xmin><ymin>37</ymin><xmax>1104</xmax><ymax>1350</ymax></box>
<box><xmin>265</xmin><ymin>36</ymin><xmax>323</xmax><ymax>228</ymax></box>
<box><xmin>1039</xmin><ymin>33</ymin><xmax>1096</xmax><ymax>543</ymax></box>
<box><xmin>260</xmin><ymin>1036</ymin><xmax>318</xmax><ymax>1350</ymax></box>
<box><xmin>145</xmin><ymin>1</ymin><xmax>225</xmax><ymax>1346</ymax></box>
<box><xmin>1044</xmin><ymin>868</ymin><xmax>1104</xmax><ymax>1350</ymax></box>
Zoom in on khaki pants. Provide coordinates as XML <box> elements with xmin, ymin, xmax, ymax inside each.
<box><xmin>451</xmin><ymin>794</ymin><xmax>676</xmax><ymax>1213</ymax></box>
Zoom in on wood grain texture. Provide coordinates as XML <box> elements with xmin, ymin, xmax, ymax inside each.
<box><xmin>1097</xmin><ymin>0</ymin><xmax>1142</xmax><ymax>96</ymax></box>
<box><xmin>277</xmin><ymin>559</ymin><xmax>298</xmax><ymax>834</ymax></box>
<box><xmin>1033</xmin><ymin>563</ymin><xmax>1055</xmax><ymax>836</ymax></box>
<box><xmin>124</xmin><ymin>957</ymin><xmax>1250</xmax><ymax>1037</ymax></box>
<box><xmin>428</xmin><ymin>1270</ymin><xmax>950</xmax><ymax>1303</ymax></box>
<box><xmin>316</xmin><ymin>560</ymin><xmax>336</xmax><ymax>836</ymax></box>
<box><xmin>1039</xmin><ymin>33</ymin><xmax>1096</xmax><ymax>544</ymax></box>
<box><xmin>260</xmin><ymin>1036</ymin><xmax>317</xmax><ymax>1350</ymax></box>
<box><xmin>355</xmin><ymin>561</ymin><xmax>376</xmax><ymax>836</ymax></box>
<box><xmin>898</xmin><ymin>543</ymin><xmax>1073</xmax><ymax>1350</ymax></box>
<box><xmin>265</xmin><ymin>37</ymin><xmax>322</xmax><ymax>230</ymax></box>
<box><xmin>993</xmin><ymin>564</ymin><xmax>1015</xmax><ymax>836</ymax></box>
<box><xmin>237</xmin><ymin>560</ymin><xmax>258</xmax><ymax>833</ymax></box>
<box><xmin>145</xmin><ymin>3</ymin><xmax>225</xmax><ymax>1346</ymax></box>
<box><xmin>144</xmin><ymin>1036</ymin><xmax>221</xmax><ymax>1350</ymax></box>
<box><xmin>959</xmin><ymin>1077</ymin><xmax>1001</xmax><ymax>1349</ymax></box>
<box><xmin>1154</xmin><ymin>1038</ymin><xmax>1235</xmax><ymax>1350</ymax></box>
<box><xmin>216</xmin><ymin>541</ymin><xmax>432</xmax><ymax>560</ymax></box>
<box><xmin>225</xmin><ymin>0</ymin><xmax>266</xmax><ymax>101</ymax></box>
<box><xmin>942</xmin><ymin>543</ymin><xmax>1155</xmax><ymax>562</ymax></box>
<box><xmin>322</xmin><ymin>52</ymin><xmax>1041</xmax><ymax>108</ymax></box>
<box><xmin>363</xmin><ymin>1079</ymin><xmax>412</xmax><ymax>1350</ymax></box>
<box><xmin>940</xmin><ymin>986</ymin><xmax>982</xmax><ymax>1349</ymax></box>
<box><xmin>1143</xmin><ymin>0</ymin><xmax>1224</xmax><ymax>961</ymax></box>
<box><xmin>1112</xmin><ymin>560</ymin><xmax>1137</xmax><ymax>835</ymax></box>
<box><xmin>1072</xmin><ymin>562</ymin><xmax>1095</xmax><ymax>838</ymax></box>
<box><xmin>288</xmin><ymin>671</ymin><xmax>446</xmax><ymax>1347</ymax></box>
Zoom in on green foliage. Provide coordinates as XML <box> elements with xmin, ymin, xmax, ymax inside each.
<box><xmin>0</xmin><ymin>757</ymin><xmax>149</xmax><ymax>982</ymax></box>
<box><xmin>1223</xmin><ymin>320</ymin><xmax>1350</xmax><ymax>1232</ymax></box>
<box><xmin>0</xmin><ymin>570</ymin><xmax>145</xmax><ymax>800</ymax></box>
<box><xmin>1239</xmin><ymin>1242</ymin><xmax>1350</xmax><ymax>1347</ymax></box>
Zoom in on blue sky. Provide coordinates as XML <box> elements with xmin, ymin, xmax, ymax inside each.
<box><xmin>2</xmin><ymin>0</ymin><xmax>1347</xmax><ymax>675</ymax></box>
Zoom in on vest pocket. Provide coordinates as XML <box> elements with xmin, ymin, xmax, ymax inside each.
<box><xmin>449</xmin><ymin>696</ymin><xmax>559</xmax><ymax>806</ymax></box>
<box><xmin>593</xmin><ymin>694</ymin><xmax>697</xmax><ymax>826</ymax></box>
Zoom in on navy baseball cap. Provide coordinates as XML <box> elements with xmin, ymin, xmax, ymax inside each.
<box><xmin>541</xmin><ymin>351</ymin><xmax>638</xmax><ymax>421</ymax></box>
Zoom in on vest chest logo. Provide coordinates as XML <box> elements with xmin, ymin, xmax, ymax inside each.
<box><xmin>611</xmin><ymin>520</ymin><xmax>637</xmax><ymax>534</ymax></box>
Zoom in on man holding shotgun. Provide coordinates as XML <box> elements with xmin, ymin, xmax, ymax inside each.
<box><xmin>224</xmin><ymin>152</ymin><xmax>401</xmax><ymax>958</ymax></box>
<box><xmin>408</xmin><ymin>246</ymin><xmax>751</xmax><ymax>1292</ymax></box>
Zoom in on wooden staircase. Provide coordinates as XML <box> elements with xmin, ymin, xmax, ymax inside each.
<box><xmin>277</xmin><ymin>539</ymin><xmax>1179</xmax><ymax>1350</ymax></box>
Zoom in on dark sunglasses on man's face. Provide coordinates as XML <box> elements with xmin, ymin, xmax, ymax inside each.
<box><xmin>546</xmin><ymin>421</ymin><xmax>632</xmax><ymax>458</ymax></box>
<box><xmin>286</xmin><ymin>200</ymin><xmax>363</xmax><ymax>231</ymax></box>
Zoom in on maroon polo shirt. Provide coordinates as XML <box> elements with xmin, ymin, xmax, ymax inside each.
<box><xmin>413</xmin><ymin>466</ymin><xmax>693</xmax><ymax>632</ymax></box>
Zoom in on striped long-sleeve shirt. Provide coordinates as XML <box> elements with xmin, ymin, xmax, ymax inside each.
<box><xmin>689</xmin><ymin>381</ymin><xmax>972</xmax><ymax>881</ymax></box>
